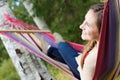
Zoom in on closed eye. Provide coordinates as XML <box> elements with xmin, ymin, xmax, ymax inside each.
<box><xmin>86</xmin><ymin>22</ymin><xmax>92</xmax><ymax>28</ymax></box>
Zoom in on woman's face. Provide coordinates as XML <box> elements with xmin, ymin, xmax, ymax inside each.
<box><xmin>80</xmin><ymin>9</ymin><xmax>99</xmax><ymax>41</ymax></box>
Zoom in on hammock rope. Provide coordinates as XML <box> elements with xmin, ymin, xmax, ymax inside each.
<box><xmin>1</xmin><ymin>31</ymin><xmax>76</xmax><ymax>79</ymax></box>
<box><xmin>0</xmin><ymin>14</ymin><xmax>78</xmax><ymax>79</ymax></box>
<box><xmin>0</xmin><ymin>30</ymin><xmax>50</xmax><ymax>33</ymax></box>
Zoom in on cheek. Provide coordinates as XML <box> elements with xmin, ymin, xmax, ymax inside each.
<box><xmin>87</xmin><ymin>30</ymin><xmax>99</xmax><ymax>39</ymax></box>
<box><xmin>81</xmin><ymin>29</ymin><xmax>99</xmax><ymax>40</ymax></box>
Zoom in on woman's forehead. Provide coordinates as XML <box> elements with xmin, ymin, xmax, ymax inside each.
<box><xmin>85</xmin><ymin>9</ymin><xmax>97</xmax><ymax>25</ymax></box>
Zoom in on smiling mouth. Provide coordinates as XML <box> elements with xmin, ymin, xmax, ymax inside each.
<box><xmin>82</xmin><ymin>32</ymin><xmax>86</xmax><ymax>35</ymax></box>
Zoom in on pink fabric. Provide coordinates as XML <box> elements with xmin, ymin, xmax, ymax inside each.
<box><xmin>93</xmin><ymin>2</ymin><xmax>109</xmax><ymax>80</ymax></box>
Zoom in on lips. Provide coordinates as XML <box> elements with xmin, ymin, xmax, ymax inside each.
<box><xmin>82</xmin><ymin>31</ymin><xmax>86</xmax><ymax>35</ymax></box>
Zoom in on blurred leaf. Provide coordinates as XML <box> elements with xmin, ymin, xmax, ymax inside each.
<box><xmin>0</xmin><ymin>39</ymin><xmax>9</xmax><ymax>64</ymax></box>
<box><xmin>0</xmin><ymin>59</ymin><xmax>20</xmax><ymax>80</ymax></box>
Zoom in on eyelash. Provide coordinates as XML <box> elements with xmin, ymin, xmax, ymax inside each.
<box><xmin>84</xmin><ymin>20</ymin><xmax>91</xmax><ymax>28</ymax></box>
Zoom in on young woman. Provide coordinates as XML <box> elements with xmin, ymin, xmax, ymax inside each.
<box><xmin>76</xmin><ymin>4</ymin><xmax>104</xmax><ymax>80</ymax></box>
<box><xmin>40</xmin><ymin>3</ymin><xmax>104</xmax><ymax>80</ymax></box>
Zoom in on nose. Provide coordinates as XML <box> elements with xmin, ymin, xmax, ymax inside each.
<box><xmin>79</xmin><ymin>21</ymin><xmax>86</xmax><ymax>30</ymax></box>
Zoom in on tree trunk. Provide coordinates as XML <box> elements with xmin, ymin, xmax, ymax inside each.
<box><xmin>0</xmin><ymin>0</ymin><xmax>55</xmax><ymax>80</ymax></box>
<box><xmin>22</xmin><ymin>0</ymin><xmax>49</xmax><ymax>30</ymax></box>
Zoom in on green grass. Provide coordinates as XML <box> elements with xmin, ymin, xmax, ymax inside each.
<box><xmin>0</xmin><ymin>58</ymin><xmax>72</xmax><ymax>80</ymax></box>
<box><xmin>116</xmin><ymin>75</ymin><xmax>120</xmax><ymax>80</ymax></box>
<box><xmin>0</xmin><ymin>59</ymin><xmax>20</xmax><ymax>80</ymax></box>
<box><xmin>44</xmin><ymin>61</ymin><xmax>73</xmax><ymax>80</ymax></box>
<box><xmin>0</xmin><ymin>58</ymin><xmax>120</xmax><ymax>80</ymax></box>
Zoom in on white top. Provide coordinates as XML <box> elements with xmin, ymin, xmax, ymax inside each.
<box><xmin>75</xmin><ymin>51</ymin><xmax>98</xmax><ymax>80</ymax></box>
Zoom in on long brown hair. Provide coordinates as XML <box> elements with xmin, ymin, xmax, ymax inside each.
<box><xmin>80</xmin><ymin>4</ymin><xmax>104</xmax><ymax>68</ymax></box>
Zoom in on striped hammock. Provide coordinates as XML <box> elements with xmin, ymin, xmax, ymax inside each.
<box><xmin>0</xmin><ymin>18</ymin><xmax>81</xmax><ymax>80</ymax></box>
<box><xmin>93</xmin><ymin>0</ymin><xmax>120</xmax><ymax>80</ymax></box>
<box><xmin>0</xmin><ymin>0</ymin><xmax>119</xmax><ymax>79</ymax></box>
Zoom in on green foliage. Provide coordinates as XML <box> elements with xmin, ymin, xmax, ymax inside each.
<box><xmin>116</xmin><ymin>75</ymin><xmax>120</xmax><ymax>80</ymax></box>
<box><xmin>0</xmin><ymin>39</ymin><xmax>9</xmax><ymax>64</ymax></box>
<box><xmin>30</xmin><ymin>0</ymin><xmax>101</xmax><ymax>43</ymax></box>
<box><xmin>31</xmin><ymin>0</ymin><xmax>84</xmax><ymax>43</ymax></box>
<box><xmin>43</xmin><ymin>61</ymin><xmax>72</xmax><ymax>80</ymax></box>
<box><xmin>8</xmin><ymin>0</ymin><xmax>101</xmax><ymax>43</ymax></box>
<box><xmin>8</xmin><ymin>0</ymin><xmax>35</xmax><ymax>25</ymax></box>
<box><xmin>0</xmin><ymin>59</ymin><xmax>20</xmax><ymax>80</ymax></box>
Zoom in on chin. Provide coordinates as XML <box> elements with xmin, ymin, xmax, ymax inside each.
<box><xmin>81</xmin><ymin>35</ymin><xmax>91</xmax><ymax>40</ymax></box>
<box><xmin>81</xmin><ymin>37</ymin><xmax>85</xmax><ymax>40</ymax></box>
<box><xmin>81</xmin><ymin>35</ymin><xmax>86</xmax><ymax>40</ymax></box>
